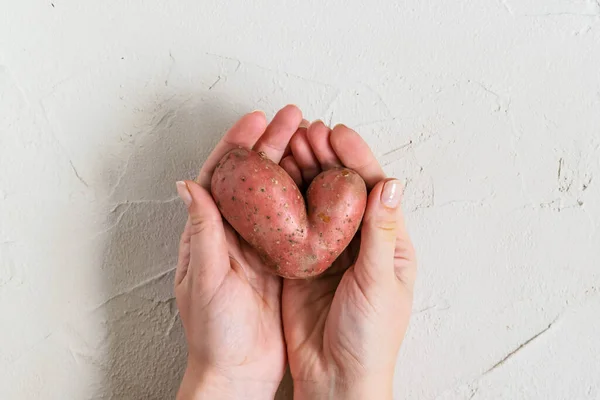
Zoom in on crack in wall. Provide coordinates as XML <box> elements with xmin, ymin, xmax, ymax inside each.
<box><xmin>69</xmin><ymin>159</ymin><xmax>89</xmax><ymax>187</ymax></box>
<box><xmin>208</xmin><ymin>75</ymin><xmax>222</xmax><ymax>90</ymax></box>
<box><xmin>109</xmin><ymin>196</ymin><xmax>179</xmax><ymax>213</ymax></box>
<box><xmin>91</xmin><ymin>204</ymin><xmax>132</xmax><ymax>239</ymax></box>
<box><xmin>499</xmin><ymin>0</ymin><xmax>514</xmax><ymax>15</ymax></box>
<box><xmin>413</xmin><ymin>303</ymin><xmax>450</xmax><ymax>315</ymax></box>
<box><xmin>468</xmin><ymin>386</ymin><xmax>479</xmax><ymax>400</ymax></box>
<box><xmin>88</xmin><ymin>267</ymin><xmax>176</xmax><ymax>313</ymax></box>
<box><xmin>93</xmin><ymin>196</ymin><xmax>181</xmax><ymax>237</ymax></box>
<box><xmin>205</xmin><ymin>52</ymin><xmax>335</xmax><ymax>89</ymax></box>
<box><xmin>382</xmin><ymin>141</ymin><xmax>413</xmax><ymax>157</ymax></box>
<box><xmin>526</xmin><ymin>11</ymin><xmax>600</xmax><ymax>17</ymax></box>
<box><xmin>38</xmin><ymin>99</ymin><xmax>93</xmax><ymax>190</ymax></box>
<box><xmin>482</xmin><ymin>317</ymin><xmax>558</xmax><ymax>377</ymax></box>
<box><xmin>164</xmin><ymin>50</ymin><xmax>176</xmax><ymax>86</ymax></box>
<box><xmin>164</xmin><ymin>309</ymin><xmax>180</xmax><ymax>337</ymax></box>
<box><xmin>499</xmin><ymin>0</ymin><xmax>600</xmax><ymax>17</ymax></box>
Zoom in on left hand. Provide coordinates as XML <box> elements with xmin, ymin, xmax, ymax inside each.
<box><xmin>279</xmin><ymin>121</ymin><xmax>417</xmax><ymax>399</ymax></box>
<box><xmin>175</xmin><ymin>106</ymin><xmax>305</xmax><ymax>400</ymax></box>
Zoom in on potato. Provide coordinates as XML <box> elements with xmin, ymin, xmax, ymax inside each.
<box><xmin>211</xmin><ymin>148</ymin><xmax>367</xmax><ymax>278</ymax></box>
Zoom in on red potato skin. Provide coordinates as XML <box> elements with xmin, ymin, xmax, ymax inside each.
<box><xmin>211</xmin><ymin>148</ymin><xmax>367</xmax><ymax>279</ymax></box>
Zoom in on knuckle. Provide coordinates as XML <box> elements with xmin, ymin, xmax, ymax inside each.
<box><xmin>356</xmin><ymin>255</ymin><xmax>381</xmax><ymax>283</ymax></box>
<box><xmin>395</xmin><ymin>237</ymin><xmax>417</xmax><ymax>263</ymax></box>
<box><xmin>376</xmin><ymin>218</ymin><xmax>397</xmax><ymax>232</ymax></box>
<box><xmin>188</xmin><ymin>215</ymin><xmax>220</xmax><ymax>236</ymax></box>
<box><xmin>373</xmin><ymin>215</ymin><xmax>398</xmax><ymax>242</ymax></box>
<box><xmin>179</xmin><ymin>231</ymin><xmax>189</xmax><ymax>245</ymax></box>
<box><xmin>366</xmin><ymin>207</ymin><xmax>398</xmax><ymax>229</ymax></box>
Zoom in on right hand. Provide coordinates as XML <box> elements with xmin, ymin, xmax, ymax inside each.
<box><xmin>280</xmin><ymin>122</ymin><xmax>418</xmax><ymax>400</ymax></box>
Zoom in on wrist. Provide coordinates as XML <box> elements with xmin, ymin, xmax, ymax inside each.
<box><xmin>293</xmin><ymin>375</ymin><xmax>393</xmax><ymax>400</ymax></box>
<box><xmin>177</xmin><ymin>360</ymin><xmax>279</xmax><ymax>400</ymax></box>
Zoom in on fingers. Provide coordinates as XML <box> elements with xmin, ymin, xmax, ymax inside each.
<box><xmin>175</xmin><ymin>180</ymin><xmax>230</xmax><ymax>292</ymax></box>
<box><xmin>253</xmin><ymin>105</ymin><xmax>303</xmax><ymax>163</ymax></box>
<box><xmin>394</xmin><ymin>221</ymin><xmax>418</xmax><ymax>291</ymax></box>
<box><xmin>330</xmin><ymin>124</ymin><xmax>386</xmax><ymax>189</ymax></box>
<box><xmin>175</xmin><ymin>218</ymin><xmax>192</xmax><ymax>286</ymax></box>
<box><xmin>355</xmin><ymin>179</ymin><xmax>411</xmax><ymax>284</ymax></box>
<box><xmin>280</xmin><ymin>155</ymin><xmax>303</xmax><ymax>188</ymax></box>
<box><xmin>290</xmin><ymin>127</ymin><xmax>321</xmax><ymax>182</ymax></box>
<box><xmin>198</xmin><ymin>111</ymin><xmax>268</xmax><ymax>188</ymax></box>
<box><xmin>390</xmin><ymin>192</ymin><xmax>417</xmax><ymax>290</ymax></box>
<box><xmin>282</xmin><ymin>117</ymin><xmax>308</xmax><ymax>159</ymax></box>
<box><xmin>306</xmin><ymin>120</ymin><xmax>342</xmax><ymax>169</ymax></box>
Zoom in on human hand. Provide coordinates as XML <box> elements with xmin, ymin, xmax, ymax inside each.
<box><xmin>174</xmin><ymin>106</ymin><xmax>305</xmax><ymax>400</ymax></box>
<box><xmin>280</xmin><ymin>122</ymin><xmax>417</xmax><ymax>400</ymax></box>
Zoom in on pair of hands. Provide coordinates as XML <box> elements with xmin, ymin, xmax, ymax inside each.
<box><xmin>174</xmin><ymin>105</ymin><xmax>417</xmax><ymax>400</ymax></box>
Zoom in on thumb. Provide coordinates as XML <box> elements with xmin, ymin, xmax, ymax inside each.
<box><xmin>355</xmin><ymin>178</ymin><xmax>404</xmax><ymax>283</ymax></box>
<box><xmin>175</xmin><ymin>180</ymin><xmax>230</xmax><ymax>292</ymax></box>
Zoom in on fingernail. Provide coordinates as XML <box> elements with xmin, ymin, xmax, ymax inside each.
<box><xmin>176</xmin><ymin>181</ymin><xmax>192</xmax><ymax>207</ymax></box>
<box><xmin>381</xmin><ymin>179</ymin><xmax>402</xmax><ymax>208</ymax></box>
<box><xmin>299</xmin><ymin>119</ymin><xmax>310</xmax><ymax>129</ymax></box>
<box><xmin>251</xmin><ymin>109</ymin><xmax>266</xmax><ymax>116</ymax></box>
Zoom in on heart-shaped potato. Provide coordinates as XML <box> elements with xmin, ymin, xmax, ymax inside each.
<box><xmin>211</xmin><ymin>148</ymin><xmax>367</xmax><ymax>278</ymax></box>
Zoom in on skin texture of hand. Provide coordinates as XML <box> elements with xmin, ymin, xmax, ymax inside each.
<box><xmin>174</xmin><ymin>106</ymin><xmax>306</xmax><ymax>400</ymax></box>
<box><xmin>280</xmin><ymin>122</ymin><xmax>418</xmax><ymax>400</ymax></box>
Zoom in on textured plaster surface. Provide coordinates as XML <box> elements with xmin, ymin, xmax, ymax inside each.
<box><xmin>1</xmin><ymin>1</ymin><xmax>599</xmax><ymax>399</ymax></box>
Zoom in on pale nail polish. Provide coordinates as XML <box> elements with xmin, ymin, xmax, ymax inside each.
<box><xmin>381</xmin><ymin>179</ymin><xmax>402</xmax><ymax>208</ymax></box>
<box><xmin>176</xmin><ymin>181</ymin><xmax>192</xmax><ymax>207</ymax></box>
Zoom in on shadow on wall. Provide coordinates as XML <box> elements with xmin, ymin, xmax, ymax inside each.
<box><xmin>98</xmin><ymin>94</ymin><xmax>293</xmax><ymax>399</ymax></box>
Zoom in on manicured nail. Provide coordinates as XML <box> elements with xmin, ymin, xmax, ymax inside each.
<box><xmin>176</xmin><ymin>181</ymin><xmax>192</xmax><ymax>207</ymax></box>
<box><xmin>381</xmin><ymin>179</ymin><xmax>402</xmax><ymax>209</ymax></box>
